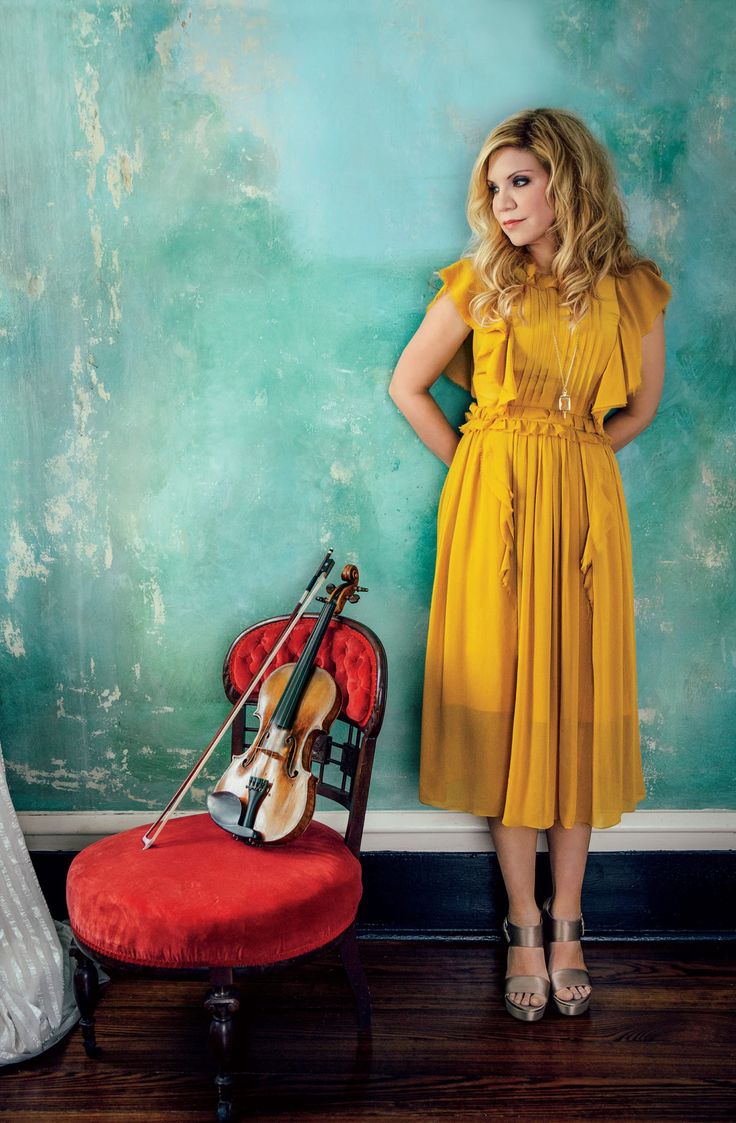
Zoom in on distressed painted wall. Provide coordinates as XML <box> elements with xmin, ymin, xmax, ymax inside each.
<box><xmin>0</xmin><ymin>1</ymin><xmax>733</xmax><ymax>813</ymax></box>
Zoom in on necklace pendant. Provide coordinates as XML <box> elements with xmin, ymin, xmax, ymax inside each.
<box><xmin>558</xmin><ymin>391</ymin><xmax>571</xmax><ymax>414</ymax></box>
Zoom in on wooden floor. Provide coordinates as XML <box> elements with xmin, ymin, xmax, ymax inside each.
<box><xmin>2</xmin><ymin>940</ymin><xmax>735</xmax><ymax>1122</ymax></box>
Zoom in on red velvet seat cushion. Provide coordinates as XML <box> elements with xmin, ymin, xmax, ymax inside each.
<box><xmin>66</xmin><ymin>814</ymin><xmax>362</xmax><ymax>969</ymax></box>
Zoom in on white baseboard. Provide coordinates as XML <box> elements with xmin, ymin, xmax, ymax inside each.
<box><xmin>18</xmin><ymin>808</ymin><xmax>736</xmax><ymax>852</ymax></box>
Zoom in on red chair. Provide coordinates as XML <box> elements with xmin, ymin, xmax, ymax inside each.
<box><xmin>66</xmin><ymin>614</ymin><xmax>387</xmax><ymax>1121</ymax></box>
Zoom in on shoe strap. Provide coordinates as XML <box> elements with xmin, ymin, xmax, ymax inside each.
<box><xmin>504</xmin><ymin>974</ymin><xmax>550</xmax><ymax>998</ymax></box>
<box><xmin>542</xmin><ymin>898</ymin><xmax>585</xmax><ymax>941</ymax></box>
<box><xmin>549</xmin><ymin>967</ymin><xmax>591</xmax><ymax>990</ymax></box>
<box><xmin>503</xmin><ymin>916</ymin><xmax>544</xmax><ymax>946</ymax></box>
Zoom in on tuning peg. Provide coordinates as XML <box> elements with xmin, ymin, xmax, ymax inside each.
<box><xmin>325</xmin><ymin>583</ymin><xmax>336</xmax><ymax>594</ymax></box>
<box><xmin>315</xmin><ymin>595</ymin><xmax>327</xmax><ymax>603</ymax></box>
<box><xmin>357</xmin><ymin>586</ymin><xmax>368</xmax><ymax>592</ymax></box>
<box><xmin>348</xmin><ymin>594</ymin><xmax>360</xmax><ymax>604</ymax></box>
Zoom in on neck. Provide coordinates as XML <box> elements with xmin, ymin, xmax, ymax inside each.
<box><xmin>529</xmin><ymin>254</ymin><xmax>553</xmax><ymax>276</ymax></box>
<box><xmin>525</xmin><ymin>233</ymin><xmax>557</xmax><ymax>276</ymax></box>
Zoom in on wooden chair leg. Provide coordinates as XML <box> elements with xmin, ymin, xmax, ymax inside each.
<box><xmin>70</xmin><ymin>942</ymin><xmax>101</xmax><ymax>1057</ymax></box>
<box><xmin>205</xmin><ymin>968</ymin><xmax>240</xmax><ymax>1123</ymax></box>
<box><xmin>338</xmin><ymin>922</ymin><xmax>371</xmax><ymax>1030</ymax></box>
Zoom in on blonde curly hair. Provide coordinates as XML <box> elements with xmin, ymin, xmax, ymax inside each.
<box><xmin>463</xmin><ymin>107</ymin><xmax>664</xmax><ymax>331</ymax></box>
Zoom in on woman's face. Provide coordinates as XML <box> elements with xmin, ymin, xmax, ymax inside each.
<box><xmin>486</xmin><ymin>146</ymin><xmax>557</xmax><ymax>257</ymax></box>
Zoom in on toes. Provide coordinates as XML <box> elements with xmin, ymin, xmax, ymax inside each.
<box><xmin>557</xmin><ymin>985</ymin><xmax>591</xmax><ymax>1001</ymax></box>
<box><xmin>508</xmin><ymin>991</ymin><xmax>546</xmax><ymax>1007</ymax></box>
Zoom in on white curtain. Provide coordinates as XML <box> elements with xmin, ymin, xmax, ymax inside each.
<box><xmin>0</xmin><ymin>745</ymin><xmax>79</xmax><ymax>1065</ymax></box>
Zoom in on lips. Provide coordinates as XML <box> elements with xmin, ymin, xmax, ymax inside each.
<box><xmin>504</xmin><ymin>219</ymin><xmax>524</xmax><ymax>227</ymax></box>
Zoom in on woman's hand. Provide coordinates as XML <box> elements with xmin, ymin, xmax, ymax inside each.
<box><xmin>389</xmin><ymin>293</ymin><xmax>471</xmax><ymax>465</ymax></box>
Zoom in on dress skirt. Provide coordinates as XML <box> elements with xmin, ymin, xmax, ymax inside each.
<box><xmin>418</xmin><ymin>404</ymin><xmax>646</xmax><ymax>830</ymax></box>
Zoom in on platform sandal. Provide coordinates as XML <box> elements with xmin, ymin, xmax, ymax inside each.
<box><xmin>541</xmin><ymin>896</ymin><xmax>592</xmax><ymax>1016</ymax></box>
<box><xmin>502</xmin><ymin>914</ymin><xmax>550</xmax><ymax>1022</ymax></box>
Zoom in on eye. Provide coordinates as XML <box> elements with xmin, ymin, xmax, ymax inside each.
<box><xmin>488</xmin><ymin>177</ymin><xmax>530</xmax><ymax>195</ymax></box>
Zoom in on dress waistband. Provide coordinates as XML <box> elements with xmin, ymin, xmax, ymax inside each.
<box><xmin>458</xmin><ymin>402</ymin><xmax>611</xmax><ymax>445</ymax></box>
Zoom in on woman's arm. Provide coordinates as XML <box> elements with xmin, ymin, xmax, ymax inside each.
<box><xmin>604</xmin><ymin>312</ymin><xmax>667</xmax><ymax>453</ymax></box>
<box><xmin>388</xmin><ymin>294</ymin><xmax>472</xmax><ymax>467</ymax></box>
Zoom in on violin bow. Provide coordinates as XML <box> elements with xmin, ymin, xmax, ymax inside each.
<box><xmin>141</xmin><ymin>549</ymin><xmax>335</xmax><ymax>849</ymax></box>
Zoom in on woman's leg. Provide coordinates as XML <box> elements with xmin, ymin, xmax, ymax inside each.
<box><xmin>487</xmin><ymin>817</ymin><xmax>547</xmax><ymax>1008</ymax></box>
<box><xmin>545</xmin><ymin>821</ymin><xmax>592</xmax><ymax>1001</ymax></box>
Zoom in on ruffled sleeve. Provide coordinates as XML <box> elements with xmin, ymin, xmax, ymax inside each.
<box><xmin>618</xmin><ymin>261</ymin><xmax>673</xmax><ymax>338</ymax></box>
<box><xmin>426</xmin><ymin>258</ymin><xmax>482</xmax><ymax>330</ymax></box>
<box><xmin>425</xmin><ymin>258</ymin><xmax>481</xmax><ymax>392</ymax></box>
<box><xmin>589</xmin><ymin>263</ymin><xmax>673</xmax><ymax>435</ymax></box>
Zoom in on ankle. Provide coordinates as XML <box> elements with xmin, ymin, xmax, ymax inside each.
<box><xmin>547</xmin><ymin>893</ymin><xmax>582</xmax><ymax>920</ymax></box>
<box><xmin>507</xmin><ymin>904</ymin><xmax>542</xmax><ymax>926</ymax></box>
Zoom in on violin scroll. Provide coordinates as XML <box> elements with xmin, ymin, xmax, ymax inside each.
<box><xmin>320</xmin><ymin>564</ymin><xmax>367</xmax><ymax>612</ymax></box>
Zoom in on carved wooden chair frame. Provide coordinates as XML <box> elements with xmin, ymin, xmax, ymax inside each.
<box><xmin>69</xmin><ymin>612</ymin><xmax>388</xmax><ymax>1122</ymax></box>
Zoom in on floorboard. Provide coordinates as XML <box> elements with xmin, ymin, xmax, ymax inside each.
<box><xmin>1</xmin><ymin>940</ymin><xmax>734</xmax><ymax>1122</ymax></box>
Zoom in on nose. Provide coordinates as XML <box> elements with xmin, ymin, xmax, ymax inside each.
<box><xmin>494</xmin><ymin>187</ymin><xmax>516</xmax><ymax>212</ymax></box>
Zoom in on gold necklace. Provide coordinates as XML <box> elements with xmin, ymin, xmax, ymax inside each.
<box><xmin>551</xmin><ymin>328</ymin><xmax>577</xmax><ymax>414</ymax></box>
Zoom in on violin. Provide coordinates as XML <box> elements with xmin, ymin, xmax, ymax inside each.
<box><xmin>141</xmin><ymin>550</ymin><xmax>336</xmax><ymax>849</ymax></box>
<box><xmin>207</xmin><ymin>563</ymin><xmax>365</xmax><ymax>845</ymax></box>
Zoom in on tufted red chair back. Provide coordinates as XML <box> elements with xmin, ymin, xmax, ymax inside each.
<box><xmin>224</xmin><ymin>614</ymin><xmax>380</xmax><ymax>727</ymax></box>
<box><xmin>221</xmin><ymin>613</ymin><xmax>388</xmax><ymax>855</ymax></box>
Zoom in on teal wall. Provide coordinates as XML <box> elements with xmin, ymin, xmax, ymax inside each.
<box><xmin>1</xmin><ymin>1</ymin><xmax>733</xmax><ymax>813</ymax></box>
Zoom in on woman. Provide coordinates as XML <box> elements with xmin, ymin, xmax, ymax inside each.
<box><xmin>388</xmin><ymin>108</ymin><xmax>672</xmax><ymax>1021</ymax></box>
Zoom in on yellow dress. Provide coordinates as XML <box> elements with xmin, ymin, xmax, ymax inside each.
<box><xmin>419</xmin><ymin>256</ymin><xmax>673</xmax><ymax>829</ymax></box>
